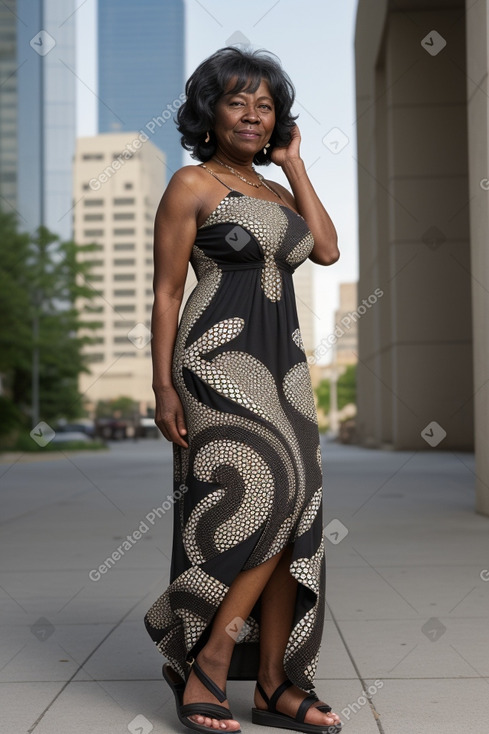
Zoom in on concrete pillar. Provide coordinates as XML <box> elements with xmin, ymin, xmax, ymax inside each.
<box><xmin>355</xmin><ymin>1</ymin><xmax>473</xmax><ymax>453</ymax></box>
<box><xmin>354</xmin><ymin>1</ymin><xmax>388</xmax><ymax>448</ymax></box>
<box><xmin>466</xmin><ymin>0</ymin><xmax>489</xmax><ymax>515</ymax></box>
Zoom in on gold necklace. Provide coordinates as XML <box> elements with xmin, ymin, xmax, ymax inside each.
<box><xmin>213</xmin><ymin>156</ymin><xmax>285</xmax><ymax>203</ymax></box>
<box><xmin>214</xmin><ymin>156</ymin><xmax>262</xmax><ymax>187</ymax></box>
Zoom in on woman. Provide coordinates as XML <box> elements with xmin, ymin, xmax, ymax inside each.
<box><xmin>145</xmin><ymin>46</ymin><xmax>341</xmax><ymax>734</ymax></box>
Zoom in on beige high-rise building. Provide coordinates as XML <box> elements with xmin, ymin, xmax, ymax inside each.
<box><xmin>333</xmin><ymin>282</ymin><xmax>358</xmax><ymax>367</ymax></box>
<box><xmin>354</xmin><ymin>0</ymin><xmax>489</xmax><ymax>514</ymax></box>
<box><xmin>74</xmin><ymin>132</ymin><xmax>165</xmax><ymax>414</ymax></box>
<box><xmin>293</xmin><ymin>257</ymin><xmax>316</xmax><ymax>357</ymax></box>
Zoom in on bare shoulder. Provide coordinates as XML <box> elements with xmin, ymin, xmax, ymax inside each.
<box><xmin>263</xmin><ymin>177</ymin><xmax>297</xmax><ymax>212</ymax></box>
<box><xmin>160</xmin><ymin>164</ymin><xmax>214</xmax><ymax>212</ymax></box>
<box><xmin>155</xmin><ymin>164</ymin><xmax>209</xmax><ymax>217</ymax></box>
<box><xmin>169</xmin><ymin>163</ymin><xmax>210</xmax><ymax>192</ymax></box>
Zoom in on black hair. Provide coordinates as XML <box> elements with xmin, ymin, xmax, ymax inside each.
<box><xmin>176</xmin><ymin>46</ymin><xmax>297</xmax><ymax>166</ymax></box>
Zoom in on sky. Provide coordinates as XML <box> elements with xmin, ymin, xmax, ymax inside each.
<box><xmin>76</xmin><ymin>0</ymin><xmax>359</xmax><ymax>361</ymax></box>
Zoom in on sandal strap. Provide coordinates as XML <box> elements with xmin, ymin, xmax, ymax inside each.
<box><xmin>189</xmin><ymin>657</ymin><xmax>227</xmax><ymax>703</ymax></box>
<box><xmin>296</xmin><ymin>693</ymin><xmax>321</xmax><ymax>723</ymax></box>
<box><xmin>305</xmin><ymin>690</ymin><xmax>332</xmax><ymax>713</ymax></box>
<box><xmin>269</xmin><ymin>678</ymin><xmax>294</xmax><ymax>712</ymax></box>
<box><xmin>180</xmin><ymin>702</ymin><xmax>234</xmax><ymax>719</ymax></box>
<box><xmin>255</xmin><ymin>680</ymin><xmax>270</xmax><ymax>706</ymax></box>
<box><xmin>256</xmin><ymin>677</ymin><xmax>334</xmax><ymax>723</ymax></box>
<box><xmin>316</xmin><ymin>703</ymin><xmax>333</xmax><ymax>713</ymax></box>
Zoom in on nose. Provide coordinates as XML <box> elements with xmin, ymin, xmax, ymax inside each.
<box><xmin>242</xmin><ymin>105</ymin><xmax>260</xmax><ymax>123</ymax></box>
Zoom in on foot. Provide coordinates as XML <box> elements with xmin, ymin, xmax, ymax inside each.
<box><xmin>254</xmin><ymin>671</ymin><xmax>341</xmax><ymax>730</ymax></box>
<box><xmin>182</xmin><ymin>649</ymin><xmax>241</xmax><ymax>731</ymax></box>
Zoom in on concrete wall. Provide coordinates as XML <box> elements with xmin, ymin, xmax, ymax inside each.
<box><xmin>355</xmin><ymin>0</ymin><xmax>474</xmax><ymax>453</ymax></box>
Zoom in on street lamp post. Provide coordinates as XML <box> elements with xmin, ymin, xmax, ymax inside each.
<box><xmin>329</xmin><ymin>343</ymin><xmax>339</xmax><ymax>437</ymax></box>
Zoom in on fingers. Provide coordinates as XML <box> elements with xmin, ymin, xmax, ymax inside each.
<box><xmin>176</xmin><ymin>413</ymin><xmax>188</xmax><ymax>441</ymax></box>
<box><xmin>155</xmin><ymin>414</ymin><xmax>188</xmax><ymax>448</ymax></box>
<box><xmin>173</xmin><ymin>411</ymin><xmax>188</xmax><ymax>447</ymax></box>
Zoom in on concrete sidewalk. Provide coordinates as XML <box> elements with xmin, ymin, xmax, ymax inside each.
<box><xmin>0</xmin><ymin>438</ymin><xmax>488</xmax><ymax>733</ymax></box>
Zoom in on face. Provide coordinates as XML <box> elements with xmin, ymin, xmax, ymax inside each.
<box><xmin>213</xmin><ymin>77</ymin><xmax>276</xmax><ymax>161</ymax></box>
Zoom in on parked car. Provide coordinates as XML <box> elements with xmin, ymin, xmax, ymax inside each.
<box><xmin>95</xmin><ymin>418</ymin><xmax>128</xmax><ymax>440</ymax></box>
<box><xmin>139</xmin><ymin>417</ymin><xmax>161</xmax><ymax>438</ymax></box>
<box><xmin>51</xmin><ymin>431</ymin><xmax>92</xmax><ymax>444</ymax></box>
<box><xmin>55</xmin><ymin>420</ymin><xmax>95</xmax><ymax>438</ymax></box>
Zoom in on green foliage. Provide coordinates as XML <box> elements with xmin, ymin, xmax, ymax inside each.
<box><xmin>0</xmin><ymin>396</ymin><xmax>24</xmax><ymax>437</ymax></box>
<box><xmin>315</xmin><ymin>364</ymin><xmax>357</xmax><ymax>413</ymax></box>
<box><xmin>95</xmin><ymin>396</ymin><xmax>139</xmax><ymax>419</ymax></box>
<box><xmin>0</xmin><ymin>210</ymin><xmax>102</xmax><ymax>431</ymax></box>
<box><xmin>315</xmin><ymin>379</ymin><xmax>331</xmax><ymax>415</ymax></box>
<box><xmin>337</xmin><ymin>364</ymin><xmax>356</xmax><ymax>408</ymax></box>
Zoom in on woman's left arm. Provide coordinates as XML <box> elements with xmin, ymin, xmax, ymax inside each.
<box><xmin>269</xmin><ymin>125</ymin><xmax>340</xmax><ymax>266</ymax></box>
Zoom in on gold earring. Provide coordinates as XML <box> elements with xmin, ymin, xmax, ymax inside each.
<box><xmin>263</xmin><ymin>142</ymin><xmax>270</xmax><ymax>154</ymax></box>
<box><xmin>205</xmin><ymin>131</ymin><xmax>210</xmax><ymax>143</ymax></box>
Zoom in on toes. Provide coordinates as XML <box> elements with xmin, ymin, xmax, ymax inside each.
<box><xmin>325</xmin><ymin>712</ymin><xmax>341</xmax><ymax>727</ymax></box>
<box><xmin>222</xmin><ymin>719</ymin><xmax>240</xmax><ymax>731</ymax></box>
<box><xmin>312</xmin><ymin>708</ymin><xmax>341</xmax><ymax>727</ymax></box>
<box><xmin>224</xmin><ymin>719</ymin><xmax>240</xmax><ymax>731</ymax></box>
<box><xmin>187</xmin><ymin>715</ymin><xmax>240</xmax><ymax>731</ymax></box>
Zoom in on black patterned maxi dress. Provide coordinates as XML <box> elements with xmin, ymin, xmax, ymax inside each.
<box><xmin>144</xmin><ymin>171</ymin><xmax>326</xmax><ymax>692</ymax></box>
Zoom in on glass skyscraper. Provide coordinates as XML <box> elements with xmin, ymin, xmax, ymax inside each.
<box><xmin>0</xmin><ymin>2</ymin><xmax>17</xmax><ymax>213</ymax></box>
<box><xmin>98</xmin><ymin>0</ymin><xmax>185</xmax><ymax>177</ymax></box>
<box><xmin>4</xmin><ymin>0</ymin><xmax>77</xmax><ymax>239</ymax></box>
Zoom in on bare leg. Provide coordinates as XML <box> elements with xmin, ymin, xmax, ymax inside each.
<box><xmin>182</xmin><ymin>545</ymin><xmax>289</xmax><ymax>730</ymax></box>
<box><xmin>255</xmin><ymin>542</ymin><xmax>342</xmax><ymax>729</ymax></box>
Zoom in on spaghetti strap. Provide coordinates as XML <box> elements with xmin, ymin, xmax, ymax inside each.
<box><xmin>199</xmin><ymin>163</ymin><xmax>235</xmax><ymax>191</ymax></box>
<box><xmin>263</xmin><ymin>180</ymin><xmax>283</xmax><ymax>200</ymax></box>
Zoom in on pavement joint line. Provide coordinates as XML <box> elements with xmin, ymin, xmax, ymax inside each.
<box><xmin>3</xmin><ymin>675</ymin><xmax>487</xmax><ymax>683</ymax></box>
<box><xmin>55</xmin><ymin>640</ymin><xmax>126</xmax><ymax>712</ymax></box>
<box><xmin>327</xmin><ymin>601</ymin><xmax>387</xmax><ymax>734</ymax></box>
<box><xmin>26</xmin><ymin>593</ymin><xmax>151</xmax><ymax>733</ymax></box>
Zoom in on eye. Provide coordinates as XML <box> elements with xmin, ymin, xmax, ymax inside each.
<box><xmin>259</xmin><ymin>104</ymin><xmax>272</xmax><ymax>110</ymax></box>
<box><xmin>229</xmin><ymin>101</ymin><xmax>244</xmax><ymax>106</ymax></box>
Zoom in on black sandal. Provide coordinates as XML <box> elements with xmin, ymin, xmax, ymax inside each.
<box><xmin>252</xmin><ymin>678</ymin><xmax>342</xmax><ymax>734</ymax></box>
<box><xmin>163</xmin><ymin>656</ymin><xmax>241</xmax><ymax>733</ymax></box>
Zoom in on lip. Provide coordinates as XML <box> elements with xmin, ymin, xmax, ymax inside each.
<box><xmin>236</xmin><ymin>130</ymin><xmax>261</xmax><ymax>139</ymax></box>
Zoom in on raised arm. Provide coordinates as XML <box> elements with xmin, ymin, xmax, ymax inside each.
<box><xmin>268</xmin><ymin>125</ymin><xmax>340</xmax><ymax>266</ymax></box>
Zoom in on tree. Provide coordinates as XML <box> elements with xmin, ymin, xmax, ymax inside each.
<box><xmin>337</xmin><ymin>364</ymin><xmax>356</xmax><ymax>409</ymax></box>
<box><xmin>95</xmin><ymin>397</ymin><xmax>139</xmax><ymax>420</ymax></box>
<box><xmin>0</xmin><ymin>210</ymin><xmax>102</xmax><ymax>431</ymax></box>
<box><xmin>315</xmin><ymin>378</ymin><xmax>331</xmax><ymax>415</ymax></box>
<box><xmin>315</xmin><ymin>364</ymin><xmax>357</xmax><ymax>414</ymax></box>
